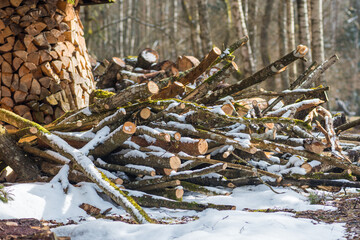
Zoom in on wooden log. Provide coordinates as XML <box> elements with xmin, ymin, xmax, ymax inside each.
<box><xmin>88</xmin><ymin>122</ymin><xmax>136</xmax><ymax>157</ymax></box>
<box><xmin>0</xmin><ymin>108</ymin><xmax>153</xmax><ymax>224</ymax></box>
<box><xmin>261</xmin><ymin>62</ymin><xmax>318</xmax><ymax>114</ymax></box>
<box><xmin>135</xmin><ymin>48</ymin><xmax>159</xmax><ymax>70</ymax></box>
<box><xmin>176</xmin><ymin>55</ymin><xmax>200</xmax><ymax>71</ymax></box>
<box><xmin>181</xmin><ymin>181</ymin><xmax>230</xmax><ymax>196</ymax></box>
<box><xmin>108</xmin><ymin>149</ymin><xmax>181</xmax><ymax>170</ymax></box>
<box><xmin>95</xmin><ymin>158</ymin><xmax>156</xmax><ymax>177</ymax></box>
<box><xmin>198</xmin><ymin>45</ymin><xmax>309</xmax><ymax>104</ymax></box>
<box><xmin>97</xmin><ymin>57</ymin><xmax>126</xmax><ymax>89</ymax></box>
<box><xmin>92</xmin><ymin>108</ymin><xmax>126</xmax><ymax>133</ymax></box>
<box><xmin>90</xmin><ymin>81</ymin><xmax>159</xmax><ymax>113</ymax></box>
<box><xmin>146</xmin><ymin>187</ymin><xmax>184</xmax><ymax>201</ymax></box>
<box><xmin>137</xmin><ymin>180</ymin><xmax>181</xmax><ymax>192</ymax></box>
<box><xmin>0</xmin><ymin>124</ymin><xmax>40</xmax><ymax>181</ymax></box>
<box><xmin>179</xmin><ymin>47</ymin><xmax>222</xmax><ymax>86</ymax></box>
<box><xmin>252</xmin><ymin>139</ymin><xmax>360</xmax><ymax>176</ymax></box>
<box><xmin>41</xmin><ymin>161</ymin><xmax>90</xmax><ymax>183</ymax></box>
<box><xmin>126</xmin><ymin>190</ymin><xmax>236</xmax><ymax>211</ymax></box>
<box><xmin>124</xmin><ymin>163</ymin><xmax>227</xmax><ymax>189</ymax></box>
<box><xmin>183</xmin><ymin>61</ymin><xmax>237</xmax><ymax>101</ymax></box>
<box><xmin>131</xmin><ymin>135</ymin><xmax>208</xmax><ymax>156</ymax></box>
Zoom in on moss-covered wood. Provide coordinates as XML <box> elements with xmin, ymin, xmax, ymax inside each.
<box><xmin>126</xmin><ymin>190</ymin><xmax>236</xmax><ymax>211</ymax></box>
<box><xmin>124</xmin><ymin>163</ymin><xmax>227</xmax><ymax>189</ymax></box>
<box><xmin>0</xmin><ymin>124</ymin><xmax>40</xmax><ymax>181</ymax></box>
<box><xmin>89</xmin><ymin>122</ymin><xmax>136</xmax><ymax>157</ymax></box>
<box><xmin>0</xmin><ymin>108</ymin><xmax>153</xmax><ymax>224</ymax></box>
<box><xmin>198</xmin><ymin>45</ymin><xmax>309</xmax><ymax>104</ymax></box>
<box><xmin>108</xmin><ymin>149</ymin><xmax>181</xmax><ymax>170</ymax></box>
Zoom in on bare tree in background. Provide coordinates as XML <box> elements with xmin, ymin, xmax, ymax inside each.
<box><xmin>181</xmin><ymin>0</ymin><xmax>200</xmax><ymax>57</ymax></box>
<box><xmin>260</xmin><ymin>0</ymin><xmax>275</xmax><ymax>89</ymax></box>
<box><xmin>197</xmin><ymin>0</ymin><xmax>213</xmax><ymax>55</ymax></box>
<box><xmin>311</xmin><ymin>0</ymin><xmax>325</xmax><ymax>86</ymax></box>
<box><xmin>297</xmin><ymin>0</ymin><xmax>312</xmax><ymax>72</ymax></box>
<box><xmin>286</xmin><ymin>0</ymin><xmax>297</xmax><ymax>81</ymax></box>
<box><xmin>231</xmin><ymin>0</ymin><xmax>256</xmax><ymax>77</ymax></box>
<box><xmin>279</xmin><ymin>0</ymin><xmax>289</xmax><ymax>89</ymax></box>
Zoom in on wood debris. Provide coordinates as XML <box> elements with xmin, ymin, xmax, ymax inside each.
<box><xmin>1</xmin><ymin>36</ymin><xmax>360</xmax><ymax>227</ymax></box>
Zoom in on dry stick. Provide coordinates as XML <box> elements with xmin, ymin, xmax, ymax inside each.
<box><xmin>335</xmin><ymin>118</ymin><xmax>360</xmax><ymax>134</ymax></box>
<box><xmin>182</xmin><ymin>61</ymin><xmax>237</xmax><ymax>101</ymax></box>
<box><xmin>88</xmin><ymin>122</ymin><xmax>136</xmax><ymax>157</ymax></box>
<box><xmin>198</xmin><ymin>45</ymin><xmax>309</xmax><ymax>104</ymax></box>
<box><xmin>90</xmin><ymin>81</ymin><xmax>159</xmax><ymax>113</ymax></box>
<box><xmin>0</xmin><ymin>109</ymin><xmax>153</xmax><ymax>224</ymax></box>
<box><xmin>126</xmin><ymin>190</ymin><xmax>236</xmax><ymax>211</ymax></box>
<box><xmin>95</xmin><ymin>159</ymin><xmax>156</xmax><ymax>177</ymax></box>
<box><xmin>124</xmin><ymin>163</ymin><xmax>227</xmax><ymax>189</ymax></box>
<box><xmin>261</xmin><ymin>61</ymin><xmax>318</xmax><ymax>115</ymax></box>
<box><xmin>252</xmin><ymin>139</ymin><xmax>360</xmax><ymax>176</ymax></box>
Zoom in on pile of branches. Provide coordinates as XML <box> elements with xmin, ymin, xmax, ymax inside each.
<box><xmin>1</xmin><ymin>36</ymin><xmax>360</xmax><ymax>225</ymax></box>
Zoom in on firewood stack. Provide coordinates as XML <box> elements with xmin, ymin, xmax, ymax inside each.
<box><xmin>2</xmin><ymin>35</ymin><xmax>360</xmax><ymax>225</ymax></box>
<box><xmin>0</xmin><ymin>0</ymin><xmax>94</xmax><ymax>126</ymax></box>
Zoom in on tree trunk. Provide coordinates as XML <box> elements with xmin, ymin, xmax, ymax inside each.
<box><xmin>310</xmin><ymin>0</ymin><xmax>325</xmax><ymax>86</ymax></box>
<box><xmin>181</xmin><ymin>0</ymin><xmax>200</xmax><ymax>58</ymax></box>
<box><xmin>297</xmin><ymin>0</ymin><xmax>312</xmax><ymax>72</ymax></box>
<box><xmin>197</xmin><ymin>0</ymin><xmax>212</xmax><ymax>55</ymax></box>
<box><xmin>231</xmin><ymin>0</ymin><xmax>256</xmax><ymax>77</ymax></box>
<box><xmin>260</xmin><ymin>0</ymin><xmax>275</xmax><ymax>90</ymax></box>
<box><xmin>287</xmin><ymin>0</ymin><xmax>297</xmax><ymax>81</ymax></box>
<box><xmin>278</xmin><ymin>0</ymin><xmax>289</xmax><ymax>89</ymax></box>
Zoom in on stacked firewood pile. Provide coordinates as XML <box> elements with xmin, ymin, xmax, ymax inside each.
<box><xmin>2</xmin><ymin>36</ymin><xmax>360</xmax><ymax>225</ymax></box>
<box><xmin>0</xmin><ymin>0</ymin><xmax>94</xmax><ymax>126</ymax></box>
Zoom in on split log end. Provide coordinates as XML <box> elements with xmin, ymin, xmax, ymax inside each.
<box><xmin>170</xmin><ymin>156</ymin><xmax>181</xmax><ymax>170</ymax></box>
<box><xmin>122</xmin><ymin>122</ymin><xmax>136</xmax><ymax>135</ymax></box>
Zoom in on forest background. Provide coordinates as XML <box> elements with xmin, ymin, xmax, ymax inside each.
<box><xmin>80</xmin><ymin>0</ymin><xmax>360</xmax><ymax>114</ymax></box>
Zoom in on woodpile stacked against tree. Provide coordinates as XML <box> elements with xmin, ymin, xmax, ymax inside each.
<box><xmin>0</xmin><ymin>0</ymin><xmax>94</xmax><ymax>126</ymax></box>
<box><xmin>2</xmin><ymin>35</ymin><xmax>360</xmax><ymax>226</ymax></box>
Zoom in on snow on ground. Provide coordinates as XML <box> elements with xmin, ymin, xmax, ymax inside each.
<box><xmin>0</xmin><ymin>182</ymin><xmax>345</xmax><ymax>240</ymax></box>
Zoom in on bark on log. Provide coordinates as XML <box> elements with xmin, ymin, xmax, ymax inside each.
<box><xmin>124</xmin><ymin>163</ymin><xmax>227</xmax><ymax>189</ymax></box>
<box><xmin>0</xmin><ymin>124</ymin><xmax>40</xmax><ymax>181</ymax></box>
<box><xmin>95</xmin><ymin>158</ymin><xmax>156</xmax><ymax>177</ymax></box>
<box><xmin>108</xmin><ymin>149</ymin><xmax>181</xmax><ymax>170</ymax></box>
<box><xmin>89</xmin><ymin>122</ymin><xmax>136</xmax><ymax>157</ymax></box>
<box><xmin>198</xmin><ymin>45</ymin><xmax>309</xmax><ymax>104</ymax></box>
<box><xmin>97</xmin><ymin>57</ymin><xmax>126</xmax><ymax>89</ymax></box>
<box><xmin>90</xmin><ymin>81</ymin><xmax>159</xmax><ymax>113</ymax></box>
<box><xmin>126</xmin><ymin>190</ymin><xmax>236</xmax><ymax>211</ymax></box>
<box><xmin>0</xmin><ymin>108</ymin><xmax>153</xmax><ymax>224</ymax></box>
